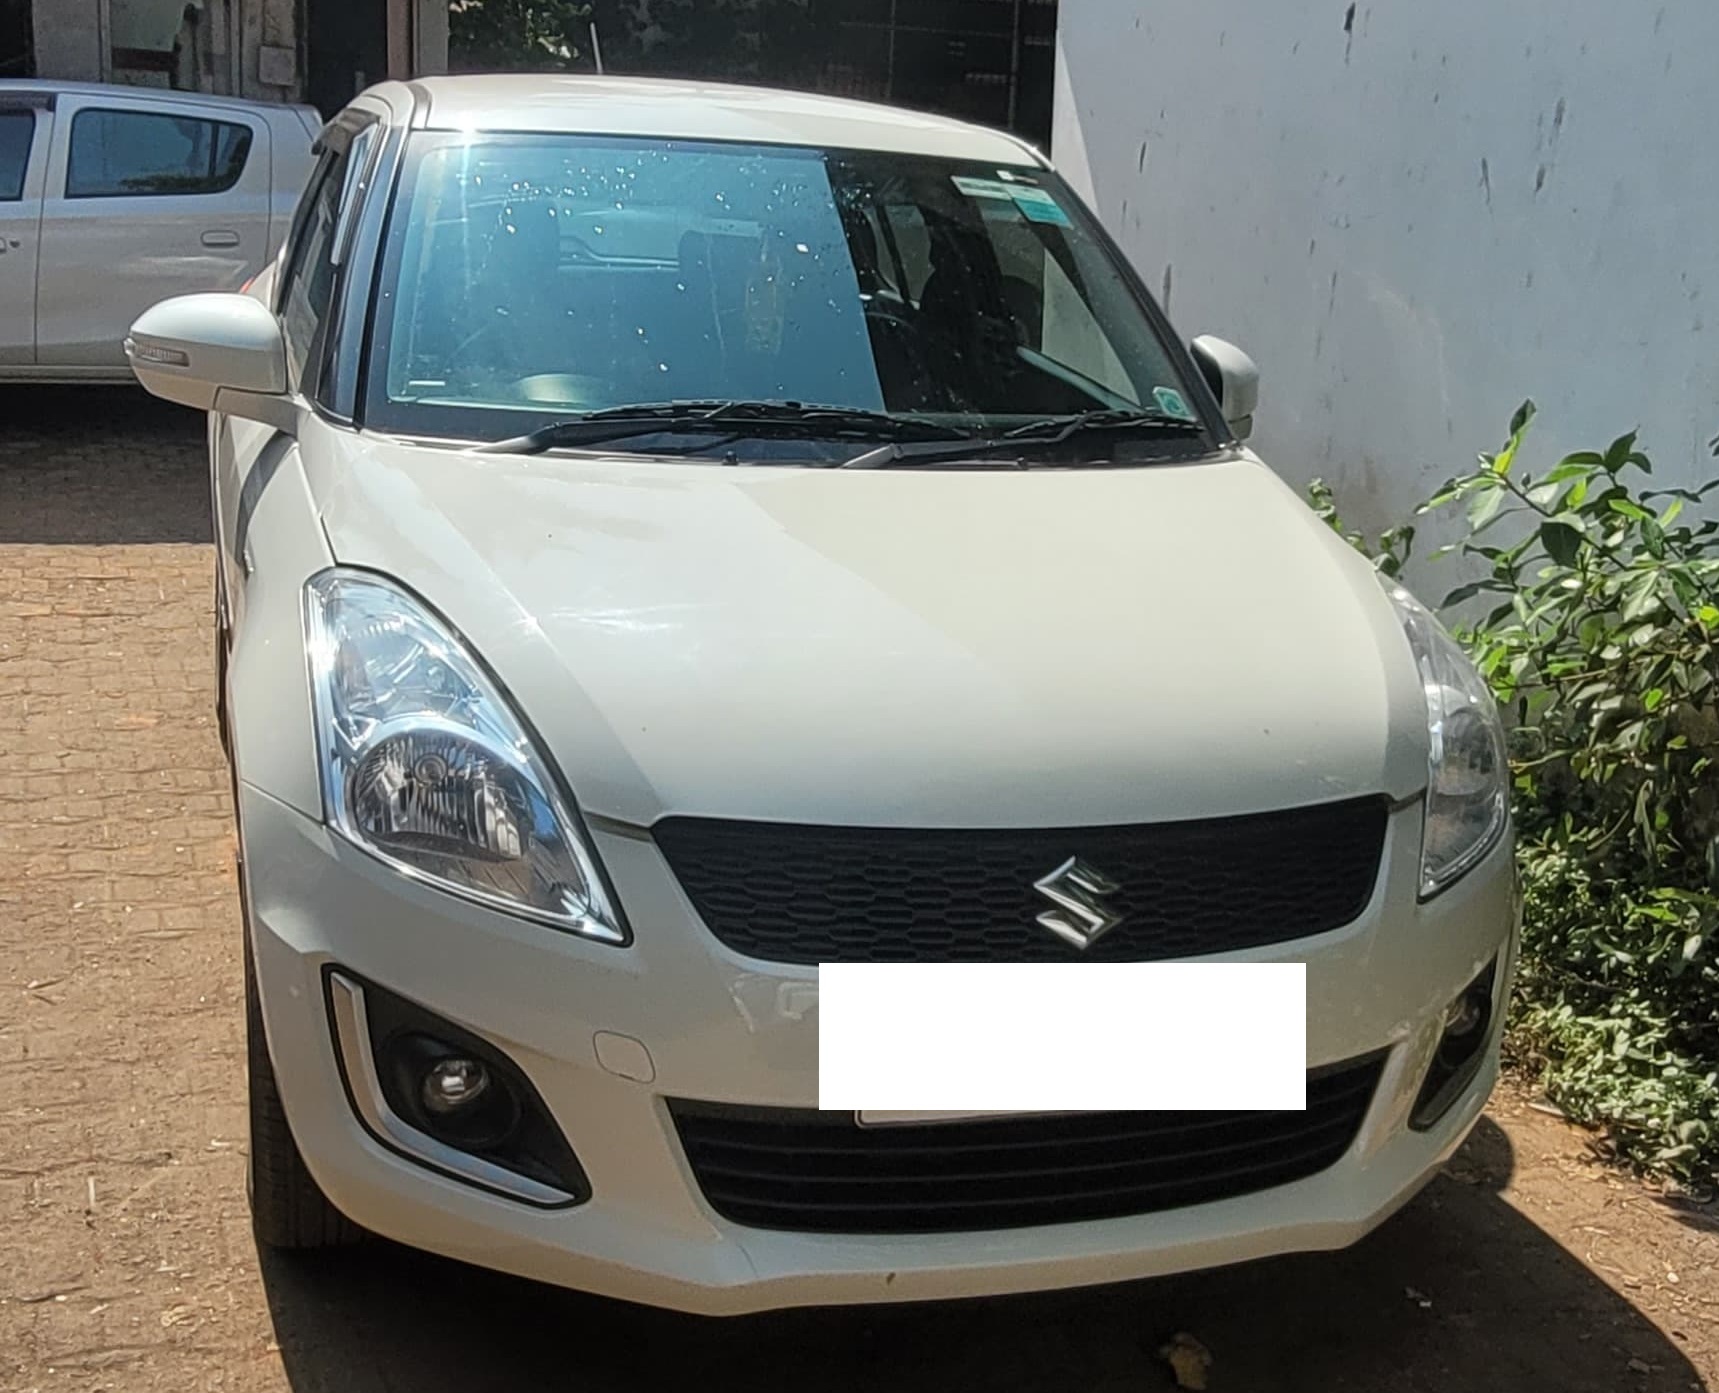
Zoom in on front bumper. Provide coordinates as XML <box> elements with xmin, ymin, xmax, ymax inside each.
<box><xmin>240</xmin><ymin>783</ymin><xmax>1518</xmax><ymax>1315</ymax></box>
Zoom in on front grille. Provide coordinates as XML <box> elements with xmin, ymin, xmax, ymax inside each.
<box><xmin>670</xmin><ymin>1055</ymin><xmax>1384</xmax><ymax>1234</ymax></box>
<box><xmin>653</xmin><ymin>797</ymin><xmax>1387</xmax><ymax>963</ymax></box>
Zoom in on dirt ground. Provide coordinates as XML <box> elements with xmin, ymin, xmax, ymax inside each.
<box><xmin>1</xmin><ymin>388</ymin><xmax>1716</xmax><ymax>1393</ymax></box>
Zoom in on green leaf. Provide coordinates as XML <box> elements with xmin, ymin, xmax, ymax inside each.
<box><xmin>1683</xmin><ymin>934</ymin><xmax>1704</xmax><ymax>962</ymax></box>
<box><xmin>1541</xmin><ymin>521</ymin><xmax>1583</xmax><ymax>567</ymax></box>
<box><xmin>1469</xmin><ymin>481</ymin><xmax>1506</xmax><ymax>530</ymax></box>
<box><xmin>1491</xmin><ymin>400</ymin><xmax>1537</xmax><ymax>476</ymax></box>
<box><xmin>1622</xmin><ymin>576</ymin><xmax>1661</xmax><ymax>621</ymax></box>
<box><xmin>1508</xmin><ymin>398</ymin><xmax>1538</xmax><ymax>439</ymax></box>
<box><xmin>1527</xmin><ymin>479</ymin><xmax>1563</xmax><ymax>508</ymax></box>
<box><xmin>1443</xmin><ymin>580</ymin><xmax>1490</xmax><ymax>607</ymax></box>
<box><xmin>1602</xmin><ymin>429</ymin><xmax>1641</xmax><ymax>474</ymax></box>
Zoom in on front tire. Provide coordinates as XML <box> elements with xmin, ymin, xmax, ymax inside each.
<box><xmin>243</xmin><ymin>861</ymin><xmax>360</xmax><ymax>1251</ymax></box>
<box><xmin>214</xmin><ymin>562</ymin><xmax>230</xmax><ymax>762</ymax></box>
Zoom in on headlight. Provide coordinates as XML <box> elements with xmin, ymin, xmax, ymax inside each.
<box><xmin>305</xmin><ymin>570</ymin><xmax>625</xmax><ymax>943</ymax></box>
<box><xmin>1385</xmin><ymin>584</ymin><xmax>1509</xmax><ymax>898</ymax></box>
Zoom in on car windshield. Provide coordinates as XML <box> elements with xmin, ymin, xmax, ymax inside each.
<box><xmin>364</xmin><ymin>131</ymin><xmax>1213</xmax><ymax>458</ymax></box>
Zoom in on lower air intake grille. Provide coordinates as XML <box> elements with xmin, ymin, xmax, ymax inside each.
<box><xmin>669</xmin><ymin>1055</ymin><xmax>1384</xmax><ymax>1235</ymax></box>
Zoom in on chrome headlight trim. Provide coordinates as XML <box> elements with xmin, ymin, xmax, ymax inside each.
<box><xmin>1385</xmin><ymin>582</ymin><xmax>1511</xmax><ymax>899</ymax></box>
<box><xmin>304</xmin><ymin>567</ymin><xmax>626</xmax><ymax>944</ymax></box>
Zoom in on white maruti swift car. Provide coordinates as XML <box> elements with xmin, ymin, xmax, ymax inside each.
<box><xmin>125</xmin><ymin>75</ymin><xmax>1519</xmax><ymax>1315</ymax></box>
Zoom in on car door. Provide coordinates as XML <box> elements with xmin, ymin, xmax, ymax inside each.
<box><xmin>34</xmin><ymin>92</ymin><xmax>271</xmax><ymax>370</ymax></box>
<box><xmin>0</xmin><ymin>95</ymin><xmax>50</xmax><ymax>366</ymax></box>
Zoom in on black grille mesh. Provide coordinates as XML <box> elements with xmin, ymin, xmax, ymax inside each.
<box><xmin>670</xmin><ymin>1055</ymin><xmax>1384</xmax><ymax>1234</ymax></box>
<box><xmin>653</xmin><ymin>798</ymin><xmax>1387</xmax><ymax>963</ymax></box>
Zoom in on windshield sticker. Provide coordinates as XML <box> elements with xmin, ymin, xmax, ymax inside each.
<box><xmin>1153</xmin><ymin>385</ymin><xmax>1197</xmax><ymax>421</ymax></box>
<box><xmin>952</xmin><ymin>175</ymin><xmax>1016</xmax><ymax>201</ymax></box>
<box><xmin>1008</xmin><ymin>185</ymin><xmax>1071</xmax><ymax>226</ymax></box>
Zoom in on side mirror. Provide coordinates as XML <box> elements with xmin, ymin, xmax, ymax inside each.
<box><xmin>126</xmin><ymin>293</ymin><xmax>293</xmax><ymax>430</ymax></box>
<box><xmin>1189</xmin><ymin>335</ymin><xmax>1259</xmax><ymax>440</ymax></box>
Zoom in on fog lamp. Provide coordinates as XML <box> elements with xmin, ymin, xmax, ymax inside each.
<box><xmin>422</xmin><ymin>1057</ymin><xmax>492</xmax><ymax>1116</ymax></box>
<box><xmin>1443</xmin><ymin>989</ymin><xmax>1487</xmax><ymax>1039</ymax></box>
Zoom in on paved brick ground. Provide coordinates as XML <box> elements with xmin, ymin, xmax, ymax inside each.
<box><xmin>0</xmin><ymin>389</ymin><xmax>1714</xmax><ymax>1393</ymax></box>
<box><xmin>0</xmin><ymin>389</ymin><xmax>257</xmax><ymax>1391</ymax></box>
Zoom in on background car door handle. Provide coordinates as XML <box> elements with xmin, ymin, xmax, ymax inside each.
<box><xmin>201</xmin><ymin>230</ymin><xmax>241</xmax><ymax>248</ymax></box>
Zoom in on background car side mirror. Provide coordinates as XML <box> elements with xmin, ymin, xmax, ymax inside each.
<box><xmin>126</xmin><ymin>293</ymin><xmax>294</xmax><ymax>431</ymax></box>
<box><xmin>1189</xmin><ymin>335</ymin><xmax>1259</xmax><ymax>440</ymax></box>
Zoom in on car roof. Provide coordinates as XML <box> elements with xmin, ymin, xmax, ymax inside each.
<box><xmin>397</xmin><ymin>74</ymin><xmax>1044</xmax><ymax>166</ymax></box>
<box><xmin>0</xmin><ymin>78</ymin><xmax>315</xmax><ymax>121</ymax></box>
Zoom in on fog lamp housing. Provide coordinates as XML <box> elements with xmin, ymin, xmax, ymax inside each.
<box><xmin>324</xmin><ymin>969</ymin><xmax>589</xmax><ymax>1205</ymax></box>
<box><xmin>1410</xmin><ymin>957</ymin><xmax>1499</xmax><ymax>1131</ymax></box>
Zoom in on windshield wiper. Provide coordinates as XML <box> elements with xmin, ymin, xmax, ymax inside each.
<box><xmin>840</xmin><ymin>407</ymin><xmax>1204</xmax><ymax>469</ymax></box>
<box><xmin>478</xmin><ymin>401</ymin><xmax>977</xmax><ymax>455</ymax></box>
<box><xmin>1003</xmin><ymin>407</ymin><xmax>1206</xmax><ymax>442</ymax></box>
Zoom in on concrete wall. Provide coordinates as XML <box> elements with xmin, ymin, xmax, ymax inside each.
<box><xmin>32</xmin><ymin>0</ymin><xmax>445</xmax><ymax>99</ymax></box>
<box><xmin>31</xmin><ymin>0</ymin><xmax>103</xmax><ymax>80</ymax></box>
<box><xmin>1053</xmin><ymin>0</ymin><xmax>1719</xmax><ymax>551</ymax></box>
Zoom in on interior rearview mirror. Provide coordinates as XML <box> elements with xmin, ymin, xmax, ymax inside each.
<box><xmin>1189</xmin><ymin>335</ymin><xmax>1259</xmax><ymax>441</ymax></box>
<box><xmin>126</xmin><ymin>293</ymin><xmax>294</xmax><ymax>431</ymax></box>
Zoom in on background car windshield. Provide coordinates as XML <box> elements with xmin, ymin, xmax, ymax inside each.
<box><xmin>367</xmin><ymin>132</ymin><xmax>1203</xmax><ymax>442</ymax></box>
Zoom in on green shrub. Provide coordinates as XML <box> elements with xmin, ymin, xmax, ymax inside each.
<box><xmin>1312</xmin><ymin>402</ymin><xmax>1719</xmax><ymax>1181</ymax></box>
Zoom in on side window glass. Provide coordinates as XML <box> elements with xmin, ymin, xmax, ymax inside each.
<box><xmin>66</xmin><ymin>108</ymin><xmax>252</xmax><ymax>199</ymax></box>
<box><xmin>330</xmin><ymin>123</ymin><xmax>379</xmax><ymax>267</ymax></box>
<box><xmin>278</xmin><ymin>148</ymin><xmax>349</xmax><ymax>387</ymax></box>
<box><xmin>0</xmin><ymin>111</ymin><xmax>33</xmax><ymax>201</ymax></box>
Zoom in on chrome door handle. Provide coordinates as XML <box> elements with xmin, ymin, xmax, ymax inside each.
<box><xmin>201</xmin><ymin>230</ymin><xmax>240</xmax><ymax>248</ymax></box>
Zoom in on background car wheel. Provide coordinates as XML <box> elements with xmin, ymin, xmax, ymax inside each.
<box><xmin>243</xmin><ymin>864</ymin><xmax>361</xmax><ymax>1251</ymax></box>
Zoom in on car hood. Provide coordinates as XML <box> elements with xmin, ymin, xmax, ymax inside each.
<box><xmin>305</xmin><ymin>427</ymin><xmax>1428</xmax><ymax>828</ymax></box>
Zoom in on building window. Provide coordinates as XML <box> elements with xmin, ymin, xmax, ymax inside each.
<box><xmin>66</xmin><ymin>107</ymin><xmax>251</xmax><ymax>197</ymax></box>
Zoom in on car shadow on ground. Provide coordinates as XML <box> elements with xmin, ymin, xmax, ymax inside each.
<box><xmin>0</xmin><ymin>387</ymin><xmax>210</xmax><ymax>545</ymax></box>
<box><xmin>259</xmin><ymin>1118</ymin><xmax>1705</xmax><ymax>1393</ymax></box>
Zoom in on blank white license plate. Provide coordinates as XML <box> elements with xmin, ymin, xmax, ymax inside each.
<box><xmin>821</xmin><ymin>962</ymin><xmax>1307</xmax><ymax>1113</ymax></box>
<box><xmin>856</xmin><ymin>1110</ymin><xmax>1074</xmax><ymax>1127</ymax></box>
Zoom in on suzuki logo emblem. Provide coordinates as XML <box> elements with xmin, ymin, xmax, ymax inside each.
<box><xmin>1032</xmin><ymin>857</ymin><xmax>1123</xmax><ymax>950</ymax></box>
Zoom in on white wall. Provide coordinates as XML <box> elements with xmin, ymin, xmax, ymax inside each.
<box><xmin>1054</xmin><ymin>0</ymin><xmax>1719</xmax><ymax>552</ymax></box>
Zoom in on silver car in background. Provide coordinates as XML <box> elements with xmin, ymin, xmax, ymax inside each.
<box><xmin>0</xmin><ymin>80</ymin><xmax>317</xmax><ymax>381</ymax></box>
